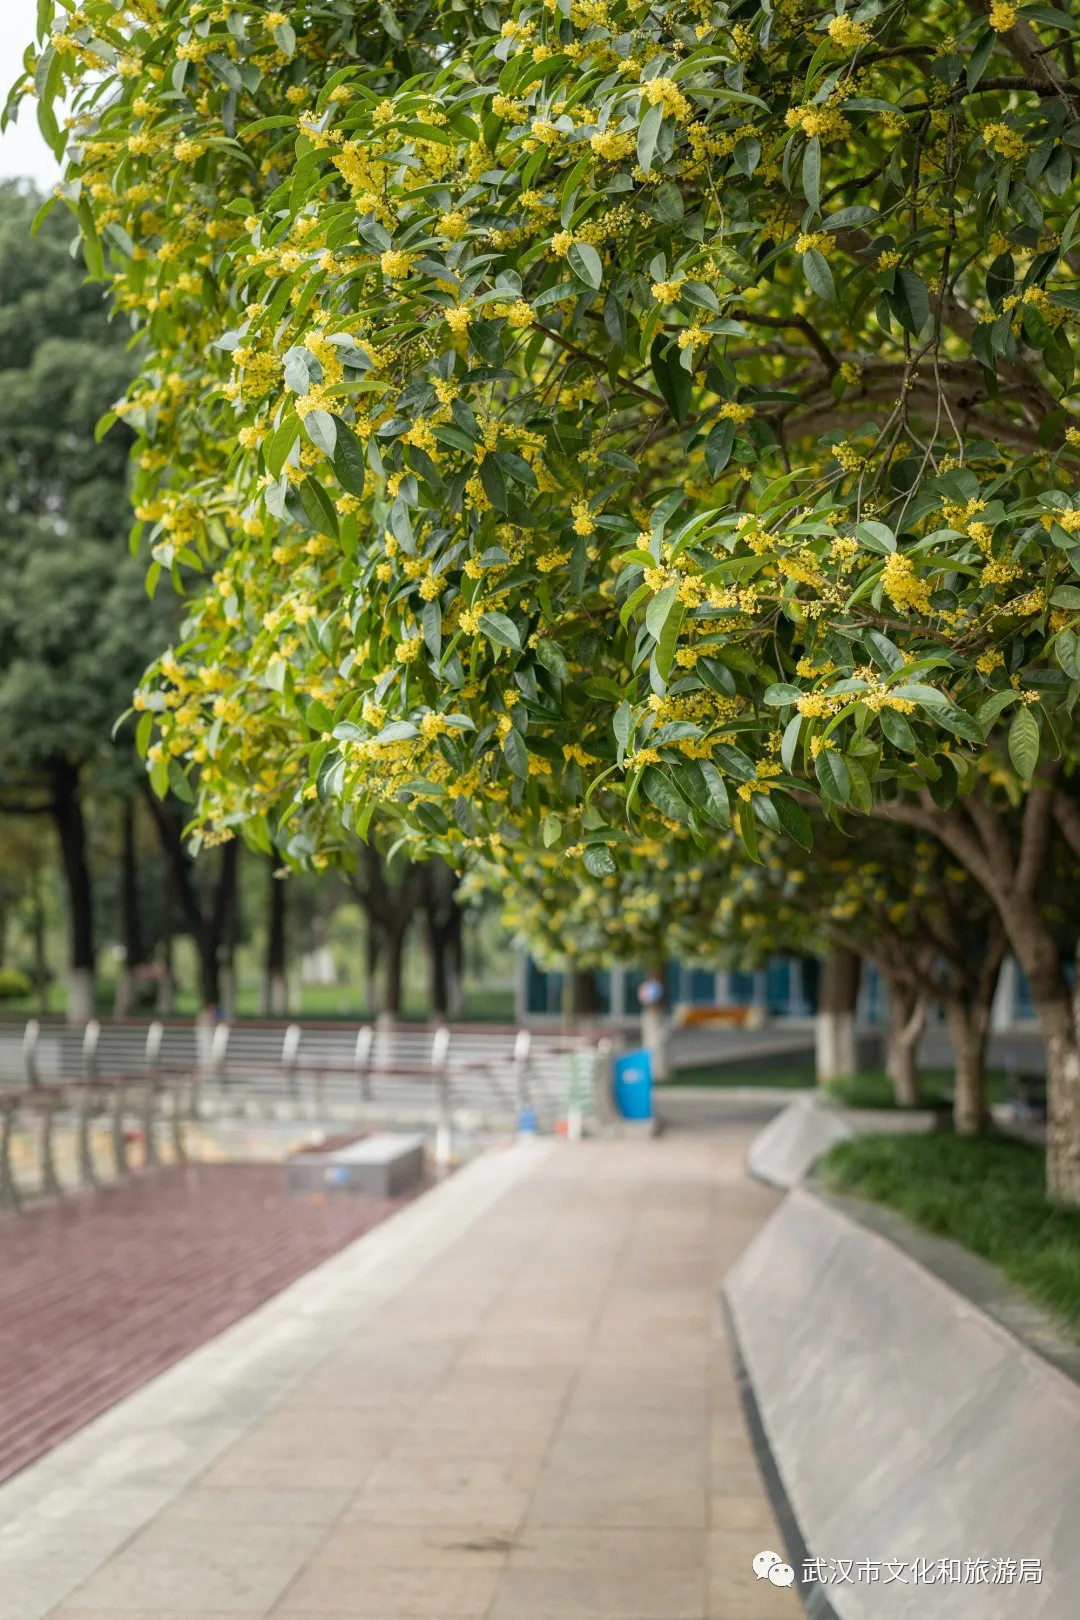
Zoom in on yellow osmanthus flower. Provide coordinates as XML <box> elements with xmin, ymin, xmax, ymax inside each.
<box><xmin>983</xmin><ymin>122</ymin><xmax>1028</xmax><ymax>161</ymax></box>
<box><xmin>883</xmin><ymin>552</ymin><xmax>933</xmax><ymax>615</ymax></box>
<box><xmin>989</xmin><ymin>2</ymin><xmax>1017</xmax><ymax>30</ymax></box>
<box><xmin>827</xmin><ymin>15</ymin><xmax>871</xmax><ymax>49</ymax></box>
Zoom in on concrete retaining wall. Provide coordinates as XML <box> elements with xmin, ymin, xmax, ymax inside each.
<box><xmin>723</xmin><ymin>1187</ymin><xmax>1080</xmax><ymax>1619</ymax></box>
<box><xmin>747</xmin><ymin>1095</ymin><xmax>940</xmax><ymax>1190</ymax></box>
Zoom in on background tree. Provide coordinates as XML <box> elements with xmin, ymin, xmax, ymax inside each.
<box><xmin>0</xmin><ymin>181</ymin><xmax>170</xmax><ymax>1019</ymax></box>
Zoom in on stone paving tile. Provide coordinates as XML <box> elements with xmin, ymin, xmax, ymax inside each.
<box><xmin>486</xmin><ymin>1565</ymin><xmax>705</xmax><ymax>1619</ymax></box>
<box><xmin>58</xmin><ymin>1545</ymin><xmax>309</xmax><ymax>1612</ymax></box>
<box><xmin>28</xmin><ymin>1130</ymin><xmax>792</xmax><ymax>1620</ymax></box>
<box><xmin>272</xmin><ymin>1563</ymin><xmax>500</xmax><ymax>1615</ymax></box>
<box><xmin>309</xmin><ymin>1520</ymin><xmax>514</xmax><ymax>1569</ymax></box>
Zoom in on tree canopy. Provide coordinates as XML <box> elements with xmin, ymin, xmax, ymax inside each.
<box><xmin>18</xmin><ymin>0</ymin><xmax>1080</xmax><ymax>1194</ymax></box>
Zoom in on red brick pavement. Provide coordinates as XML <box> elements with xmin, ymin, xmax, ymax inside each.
<box><xmin>0</xmin><ymin>1163</ymin><xmax>420</xmax><ymax>1488</ymax></box>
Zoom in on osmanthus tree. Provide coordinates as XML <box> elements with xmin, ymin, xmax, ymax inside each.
<box><xmin>20</xmin><ymin>0</ymin><xmax>1080</xmax><ymax>1194</ymax></box>
<box><xmin>460</xmin><ymin>828</ymin><xmax>737</xmax><ymax>975</ymax></box>
<box><xmin>717</xmin><ymin>819</ymin><xmax>1015</xmax><ymax>1127</ymax></box>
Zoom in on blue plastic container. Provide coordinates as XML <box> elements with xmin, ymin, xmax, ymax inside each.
<box><xmin>613</xmin><ymin>1048</ymin><xmax>653</xmax><ymax>1120</ymax></box>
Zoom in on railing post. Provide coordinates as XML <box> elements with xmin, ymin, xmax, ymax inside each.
<box><xmin>82</xmin><ymin>1018</ymin><xmax>101</xmax><ymax>1081</ymax></box>
<box><xmin>171</xmin><ymin>1078</ymin><xmax>188</xmax><ymax>1162</ymax></box>
<box><xmin>282</xmin><ymin>1022</ymin><xmax>301</xmax><ymax>1102</ymax></box>
<box><xmin>432</xmin><ymin>1025</ymin><xmax>452</xmax><ymax>1167</ymax></box>
<box><xmin>210</xmin><ymin>1021</ymin><xmax>230</xmax><ymax>1087</ymax></box>
<box><xmin>111</xmin><ymin>1082</ymin><xmax>129</xmax><ymax>1177</ymax></box>
<box><xmin>513</xmin><ymin>1027</ymin><xmax>532</xmax><ymax>1117</ymax></box>
<box><xmin>39</xmin><ymin>1093</ymin><xmax>61</xmax><ymax>1198</ymax></box>
<box><xmin>145</xmin><ymin>1020</ymin><xmax>164</xmax><ymax>1073</ymax></box>
<box><xmin>354</xmin><ymin>1024</ymin><xmax>374</xmax><ymax>1102</ymax></box>
<box><xmin>142</xmin><ymin>1082</ymin><xmax>159</xmax><ymax>1168</ymax></box>
<box><xmin>0</xmin><ymin>1098</ymin><xmax>20</xmax><ymax>1209</ymax></box>
<box><xmin>77</xmin><ymin>1084</ymin><xmax>98</xmax><ymax>1186</ymax></box>
<box><xmin>22</xmin><ymin>1019</ymin><xmax>40</xmax><ymax>1089</ymax></box>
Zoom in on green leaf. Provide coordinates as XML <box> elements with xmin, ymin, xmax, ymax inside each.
<box><xmin>935</xmin><ymin>704</ymin><xmax>986</xmax><ymax>745</ymax></box>
<box><xmin>698</xmin><ymin>762</ymin><xmax>731</xmax><ymax>826</ymax></box>
<box><xmin>637</xmin><ymin>101</ymin><xmax>663</xmax><ymax>174</ymax></box>
<box><xmin>879</xmin><ymin>707</ymin><xmax>918</xmax><ymax>753</ymax></box>
<box><xmin>815</xmin><ymin>746</ymin><xmax>851</xmax><ymax>803</ymax></box>
<box><xmin>568</xmin><ymin>240</ymin><xmax>603</xmax><ymax>289</ymax></box>
<box><xmin>273</xmin><ymin>21</ymin><xmax>296</xmax><ymax>56</ymax></box>
<box><xmin>304</xmin><ymin>409</ymin><xmax>337</xmax><ymax>456</ymax></box>
<box><xmin>542</xmin><ymin>812</ymin><xmax>562</xmax><ymax>848</ymax></box>
<box><xmin>887</xmin><ymin>269</ymin><xmax>931</xmax><ymax>336</ymax></box>
<box><xmin>479</xmin><ymin>454</ymin><xmax>508</xmax><ymax>511</ymax></box>
<box><xmin>655</xmin><ymin>600</ymin><xmax>685</xmax><ymax>681</ymax></box>
<box><xmin>781</xmin><ymin>714</ymin><xmax>803</xmax><ymax>771</ymax></box>
<box><xmin>298</xmin><ymin>478</ymin><xmax>339</xmax><ymax>539</ymax></box>
<box><xmin>967</xmin><ymin>29</ymin><xmax>995</xmax><ymax>91</ymax></box>
<box><xmin>502</xmin><ymin>727</ymin><xmax>529</xmax><ymax>777</ymax></box>
<box><xmin>764</xmin><ymin>683</ymin><xmax>802</xmax><ymax>706</ymax></box>
<box><xmin>332</xmin><ymin>422</ymin><xmax>366</xmax><ymax>496</ymax></box>
<box><xmin>732</xmin><ymin>136</ymin><xmax>761</xmax><ymax>177</ymax></box>
<box><xmin>535</xmin><ymin>637</ymin><xmax>570</xmax><ymax>681</ymax></box>
<box><xmin>478</xmin><ymin>611</ymin><xmax>521</xmax><ymax>651</ymax></box>
<box><xmin>976</xmin><ymin>689</ymin><xmax>1019</xmax><ymax>730</ymax></box>
<box><xmin>422</xmin><ymin>600</ymin><xmax>441</xmax><ymax>660</ymax></box>
<box><xmin>374</xmin><ymin>722</ymin><xmax>419</xmax><ymax>743</ymax></box>
<box><xmin>803</xmin><ymin>249</ymin><xmax>835</xmax><ymax>302</ymax></box>
<box><xmin>704</xmin><ymin>419</ymin><xmax>735</xmax><ymax>477</ymax></box>
<box><xmin>650</xmin><ymin>337</ymin><xmax>691</xmax><ymax>423</ymax></box>
<box><xmin>738</xmin><ymin>801</ymin><xmax>762</xmax><ymax>863</ymax></box>
<box><xmin>583</xmin><ymin>843</ymin><xmax>617</xmax><ymax>877</ymax></box>
<box><xmin>1051</xmin><ymin>585</ymin><xmax>1080</xmax><ymax>607</ymax></box>
<box><xmin>641</xmin><ymin>765</ymin><xmax>689</xmax><ymax>822</ymax></box>
<box><xmin>802</xmin><ymin>136</ymin><xmax>821</xmax><ymax>213</ymax></box>
<box><xmin>1008</xmin><ymin>704</ymin><xmax>1040</xmax><ymax>780</ymax></box>
<box><xmin>645</xmin><ymin>583</ymin><xmax>678</xmax><ymax>640</ymax></box>
<box><xmin>855</xmin><ymin>520</ymin><xmax>896</xmax><ymax>554</ymax></box>
<box><xmin>771</xmin><ymin>791</ymin><xmax>813</xmax><ymax>850</ymax></box>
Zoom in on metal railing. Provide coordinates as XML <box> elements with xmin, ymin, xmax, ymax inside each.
<box><xmin>2</xmin><ymin>1018</ymin><xmax>609</xmax><ymax>1144</ymax></box>
<box><xmin>0</xmin><ymin>1072</ymin><xmax>193</xmax><ymax>1211</ymax></box>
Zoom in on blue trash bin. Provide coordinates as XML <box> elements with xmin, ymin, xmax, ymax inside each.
<box><xmin>613</xmin><ymin>1048</ymin><xmax>653</xmax><ymax>1120</ymax></box>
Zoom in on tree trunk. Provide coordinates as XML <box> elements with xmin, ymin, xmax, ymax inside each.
<box><xmin>262</xmin><ymin>856</ymin><xmax>288</xmax><ymax>1016</ymax></box>
<box><xmin>29</xmin><ymin>866</ymin><xmax>48</xmax><ymax>1012</ymax></box>
<box><xmin>883</xmin><ymin>973</ymin><xmax>925</xmax><ymax>1108</ymax></box>
<box><xmin>365</xmin><ymin>923</ymin><xmax>380</xmax><ymax>1019</ymax></box>
<box><xmin>1003</xmin><ymin>899</ymin><xmax>1080</xmax><ymax>1197</ymax></box>
<box><xmin>213</xmin><ymin>839</ymin><xmax>239</xmax><ymax>1019</ymax></box>
<box><xmin>383</xmin><ymin>921</ymin><xmax>407</xmax><ymax>1019</ymax></box>
<box><xmin>944</xmin><ymin>997</ymin><xmax>988</xmax><ymax>1136</ymax></box>
<box><xmin>816</xmin><ymin>951</ymin><xmax>861</xmax><ymax>1084</ymax></box>
<box><xmin>114</xmin><ymin>796</ymin><xmax>145</xmax><ymax>1019</ymax></box>
<box><xmin>50</xmin><ymin>758</ymin><xmax>95</xmax><ymax>1023</ymax></box>
<box><xmin>426</xmin><ymin>919</ymin><xmax>449</xmax><ymax>1019</ymax></box>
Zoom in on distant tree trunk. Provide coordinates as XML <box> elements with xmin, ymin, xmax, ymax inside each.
<box><xmin>382</xmin><ymin>919</ymin><xmax>408</xmax><ymax>1022</ymax></box>
<box><xmin>365</xmin><ymin>923</ymin><xmax>380</xmax><ymax>1019</ymax></box>
<box><xmin>214</xmin><ymin>839</ymin><xmax>239</xmax><ymax>1019</ymax></box>
<box><xmin>262</xmin><ymin>856</ymin><xmax>288</xmax><ymax>1016</ymax></box>
<box><xmin>816</xmin><ymin>951</ymin><xmax>861</xmax><ymax>1084</ymax></box>
<box><xmin>943</xmin><ymin>931</ymin><xmax>1007</xmax><ymax>1136</ymax></box>
<box><xmin>114</xmin><ymin>797</ymin><xmax>146</xmax><ymax>1018</ymax></box>
<box><xmin>29</xmin><ymin>866</ymin><xmax>48</xmax><ymax>1012</ymax></box>
<box><xmin>143</xmin><ymin>791</ymin><xmax>238</xmax><ymax>1019</ymax></box>
<box><xmin>157</xmin><ymin>865</ymin><xmax>177</xmax><ymax>1014</ymax></box>
<box><xmin>421</xmin><ymin>862</ymin><xmax>461</xmax><ymax>1021</ymax></box>
<box><xmin>50</xmin><ymin>758</ymin><xmax>94</xmax><ymax>1023</ymax></box>
<box><xmin>882</xmin><ymin>972</ymin><xmax>925</xmax><ymax>1108</ymax></box>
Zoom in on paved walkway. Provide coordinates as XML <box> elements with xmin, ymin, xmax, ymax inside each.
<box><xmin>0</xmin><ymin>1130</ymin><xmax>801</xmax><ymax>1620</ymax></box>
